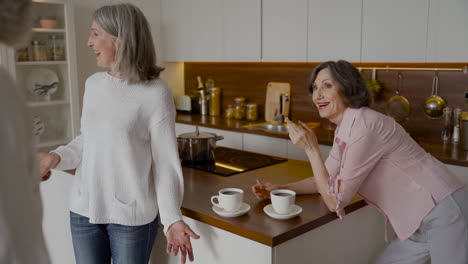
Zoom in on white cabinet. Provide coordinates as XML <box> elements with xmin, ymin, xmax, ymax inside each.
<box><xmin>307</xmin><ymin>0</ymin><xmax>362</xmax><ymax>62</ymax></box>
<box><xmin>222</xmin><ymin>0</ymin><xmax>261</xmax><ymax>61</ymax></box>
<box><xmin>262</xmin><ymin>0</ymin><xmax>308</xmax><ymax>62</ymax></box>
<box><xmin>361</xmin><ymin>0</ymin><xmax>429</xmax><ymax>62</ymax></box>
<box><xmin>287</xmin><ymin>141</ymin><xmax>331</xmax><ymax>162</ymax></box>
<box><xmin>190</xmin><ymin>0</ymin><xmax>224</xmax><ymax>61</ymax></box>
<box><xmin>427</xmin><ymin>0</ymin><xmax>468</xmax><ymax>62</ymax></box>
<box><xmin>161</xmin><ymin>0</ymin><xmax>192</xmax><ymax>62</ymax></box>
<box><xmin>161</xmin><ymin>0</ymin><xmax>261</xmax><ymax>62</ymax></box>
<box><xmin>243</xmin><ymin>133</ymin><xmax>288</xmax><ymax>158</ymax></box>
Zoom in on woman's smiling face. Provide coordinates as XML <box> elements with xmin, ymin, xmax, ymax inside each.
<box><xmin>311</xmin><ymin>67</ymin><xmax>348</xmax><ymax>125</ymax></box>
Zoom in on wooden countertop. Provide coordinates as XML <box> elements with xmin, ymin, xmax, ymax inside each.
<box><xmin>181</xmin><ymin>159</ymin><xmax>366</xmax><ymax>247</ymax></box>
<box><xmin>176</xmin><ymin>113</ymin><xmax>468</xmax><ymax>167</ymax></box>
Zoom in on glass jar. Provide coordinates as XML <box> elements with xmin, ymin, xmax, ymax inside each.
<box><xmin>245</xmin><ymin>103</ymin><xmax>258</xmax><ymax>121</ymax></box>
<box><xmin>31</xmin><ymin>40</ymin><xmax>47</xmax><ymax>61</ymax></box>
<box><xmin>208</xmin><ymin>87</ymin><xmax>221</xmax><ymax>116</ymax></box>
<box><xmin>16</xmin><ymin>47</ymin><xmax>29</xmax><ymax>61</ymax></box>
<box><xmin>233</xmin><ymin>97</ymin><xmax>246</xmax><ymax>120</ymax></box>
<box><xmin>224</xmin><ymin>104</ymin><xmax>234</xmax><ymax>119</ymax></box>
<box><xmin>48</xmin><ymin>35</ymin><xmax>65</xmax><ymax>61</ymax></box>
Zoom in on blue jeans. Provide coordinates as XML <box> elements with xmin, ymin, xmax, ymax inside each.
<box><xmin>70</xmin><ymin>212</ymin><xmax>158</xmax><ymax>264</ymax></box>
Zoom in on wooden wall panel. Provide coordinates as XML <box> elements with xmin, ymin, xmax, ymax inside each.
<box><xmin>184</xmin><ymin>62</ymin><xmax>468</xmax><ymax>144</ymax></box>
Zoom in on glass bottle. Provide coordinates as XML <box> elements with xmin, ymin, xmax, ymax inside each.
<box><xmin>452</xmin><ymin>108</ymin><xmax>462</xmax><ymax>145</ymax></box>
<box><xmin>441</xmin><ymin>107</ymin><xmax>452</xmax><ymax>142</ymax></box>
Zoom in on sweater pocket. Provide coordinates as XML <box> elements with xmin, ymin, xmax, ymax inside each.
<box><xmin>111</xmin><ymin>194</ymin><xmax>136</xmax><ymax>224</ymax></box>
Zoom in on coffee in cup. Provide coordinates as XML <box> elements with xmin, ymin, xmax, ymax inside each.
<box><xmin>211</xmin><ymin>188</ymin><xmax>244</xmax><ymax>212</ymax></box>
<box><xmin>270</xmin><ymin>189</ymin><xmax>296</xmax><ymax>214</ymax></box>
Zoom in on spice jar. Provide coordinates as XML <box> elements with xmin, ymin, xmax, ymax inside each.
<box><xmin>224</xmin><ymin>104</ymin><xmax>234</xmax><ymax>119</ymax></box>
<box><xmin>31</xmin><ymin>40</ymin><xmax>47</xmax><ymax>61</ymax></box>
<box><xmin>48</xmin><ymin>35</ymin><xmax>65</xmax><ymax>61</ymax></box>
<box><xmin>208</xmin><ymin>87</ymin><xmax>221</xmax><ymax>116</ymax></box>
<box><xmin>245</xmin><ymin>103</ymin><xmax>258</xmax><ymax>121</ymax></box>
<box><xmin>16</xmin><ymin>47</ymin><xmax>29</xmax><ymax>61</ymax></box>
<box><xmin>233</xmin><ymin>97</ymin><xmax>246</xmax><ymax>120</ymax></box>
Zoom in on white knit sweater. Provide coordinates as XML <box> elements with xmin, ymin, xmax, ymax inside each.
<box><xmin>53</xmin><ymin>72</ymin><xmax>183</xmax><ymax>234</ymax></box>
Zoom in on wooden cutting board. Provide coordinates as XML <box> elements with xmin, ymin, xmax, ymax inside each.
<box><xmin>265</xmin><ymin>82</ymin><xmax>291</xmax><ymax>122</ymax></box>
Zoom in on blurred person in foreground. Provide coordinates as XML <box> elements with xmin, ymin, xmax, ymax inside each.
<box><xmin>0</xmin><ymin>0</ymin><xmax>50</xmax><ymax>263</ymax></box>
<box><xmin>253</xmin><ymin>60</ymin><xmax>468</xmax><ymax>264</ymax></box>
<box><xmin>37</xmin><ymin>3</ymin><xmax>199</xmax><ymax>264</ymax></box>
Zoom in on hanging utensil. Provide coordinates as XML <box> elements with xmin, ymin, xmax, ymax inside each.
<box><xmin>423</xmin><ymin>72</ymin><xmax>447</xmax><ymax>119</ymax></box>
<box><xmin>386</xmin><ymin>72</ymin><xmax>410</xmax><ymax>122</ymax></box>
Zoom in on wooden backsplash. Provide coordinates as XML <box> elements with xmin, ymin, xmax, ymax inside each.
<box><xmin>184</xmin><ymin>62</ymin><xmax>468</xmax><ymax>144</ymax></box>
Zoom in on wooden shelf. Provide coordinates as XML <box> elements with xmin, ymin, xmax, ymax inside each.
<box><xmin>37</xmin><ymin>138</ymin><xmax>70</xmax><ymax>148</ymax></box>
<box><xmin>32</xmin><ymin>28</ymin><xmax>66</xmax><ymax>33</ymax></box>
<box><xmin>16</xmin><ymin>61</ymin><xmax>67</xmax><ymax>65</ymax></box>
<box><xmin>28</xmin><ymin>100</ymin><xmax>69</xmax><ymax>107</ymax></box>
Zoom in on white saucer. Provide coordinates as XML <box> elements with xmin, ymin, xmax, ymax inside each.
<box><xmin>212</xmin><ymin>203</ymin><xmax>251</xmax><ymax>218</ymax></box>
<box><xmin>263</xmin><ymin>204</ymin><xmax>302</xmax><ymax>220</ymax></box>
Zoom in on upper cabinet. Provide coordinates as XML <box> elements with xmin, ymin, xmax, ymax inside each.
<box><xmin>161</xmin><ymin>0</ymin><xmax>468</xmax><ymax>63</ymax></box>
<box><xmin>223</xmin><ymin>0</ymin><xmax>261</xmax><ymax>61</ymax></box>
<box><xmin>161</xmin><ymin>0</ymin><xmax>192</xmax><ymax>62</ymax></box>
<box><xmin>161</xmin><ymin>0</ymin><xmax>261</xmax><ymax>62</ymax></box>
<box><xmin>262</xmin><ymin>0</ymin><xmax>308</xmax><ymax>62</ymax></box>
<box><xmin>307</xmin><ymin>0</ymin><xmax>362</xmax><ymax>62</ymax></box>
<box><xmin>361</xmin><ymin>0</ymin><xmax>429</xmax><ymax>62</ymax></box>
<box><xmin>427</xmin><ymin>0</ymin><xmax>468</xmax><ymax>62</ymax></box>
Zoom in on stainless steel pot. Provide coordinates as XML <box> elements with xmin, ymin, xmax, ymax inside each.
<box><xmin>177</xmin><ymin>128</ymin><xmax>224</xmax><ymax>163</ymax></box>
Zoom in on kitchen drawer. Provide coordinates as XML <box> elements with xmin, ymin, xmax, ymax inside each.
<box><xmin>287</xmin><ymin>141</ymin><xmax>331</xmax><ymax>162</ymax></box>
<box><xmin>243</xmin><ymin>133</ymin><xmax>288</xmax><ymax>158</ymax></box>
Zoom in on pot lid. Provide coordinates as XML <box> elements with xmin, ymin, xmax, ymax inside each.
<box><xmin>178</xmin><ymin>132</ymin><xmax>217</xmax><ymax>139</ymax></box>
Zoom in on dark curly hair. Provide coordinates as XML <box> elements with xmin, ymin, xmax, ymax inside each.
<box><xmin>307</xmin><ymin>60</ymin><xmax>370</xmax><ymax>108</ymax></box>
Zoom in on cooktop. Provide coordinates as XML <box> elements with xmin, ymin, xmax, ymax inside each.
<box><xmin>181</xmin><ymin>147</ymin><xmax>287</xmax><ymax>176</ymax></box>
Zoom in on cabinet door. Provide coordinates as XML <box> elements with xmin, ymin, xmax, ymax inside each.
<box><xmin>191</xmin><ymin>0</ymin><xmax>224</xmax><ymax>61</ymax></box>
<box><xmin>427</xmin><ymin>0</ymin><xmax>468</xmax><ymax>62</ymax></box>
<box><xmin>243</xmin><ymin>133</ymin><xmax>288</xmax><ymax>158</ymax></box>
<box><xmin>161</xmin><ymin>0</ymin><xmax>192</xmax><ymax>62</ymax></box>
<box><xmin>287</xmin><ymin>141</ymin><xmax>331</xmax><ymax>162</ymax></box>
<box><xmin>223</xmin><ymin>0</ymin><xmax>261</xmax><ymax>61</ymax></box>
<box><xmin>308</xmin><ymin>0</ymin><xmax>362</xmax><ymax>62</ymax></box>
<box><xmin>262</xmin><ymin>0</ymin><xmax>308</xmax><ymax>62</ymax></box>
<box><xmin>361</xmin><ymin>0</ymin><xmax>429</xmax><ymax>62</ymax></box>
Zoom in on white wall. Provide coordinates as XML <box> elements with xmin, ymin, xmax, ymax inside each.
<box><xmin>72</xmin><ymin>0</ymin><xmax>172</xmax><ymax>111</ymax></box>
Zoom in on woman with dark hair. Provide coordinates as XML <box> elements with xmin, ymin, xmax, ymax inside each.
<box><xmin>37</xmin><ymin>3</ymin><xmax>199</xmax><ymax>264</ymax></box>
<box><xmin>253</xmin><ymin>60</ymin><xmax>468</xmax><ymax>263</ymax></box>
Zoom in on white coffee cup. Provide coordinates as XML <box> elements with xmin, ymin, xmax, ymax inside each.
<box><xmin>211</xmin><ymin>188</ymin><xmax>244</xmax><ymax>212</ymax></box>
<box><xmin>270</xmin><ymin>189</ymin><xmax>296</xmax><ymax>215</ymax></box>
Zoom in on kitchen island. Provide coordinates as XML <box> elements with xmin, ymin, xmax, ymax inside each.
<box><xmin>154</xmin><ymin>158</ymin><xmax>386</xmax><ymax>264</ymax></box>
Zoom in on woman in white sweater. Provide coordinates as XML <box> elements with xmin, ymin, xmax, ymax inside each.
<box><xmin>37</xmin><ymin>3</ymin><xmax>199</xmax><ymax>264</ymax></box>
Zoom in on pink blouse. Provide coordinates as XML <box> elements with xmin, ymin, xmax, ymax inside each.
<box><xmin>325</xmin><ymin>107</ymin><xmax>464</xmax><ymax>240</ymax></box>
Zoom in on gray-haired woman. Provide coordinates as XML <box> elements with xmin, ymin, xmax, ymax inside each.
<box><xmin>0</xmin><ymin>0</ymin><xmax>50</xmax><ymax>263</ymax></box>
<box><xmin>37</xmin><ymin>3</ymin><xmax>199</xmax><ymax>264</ymax></box>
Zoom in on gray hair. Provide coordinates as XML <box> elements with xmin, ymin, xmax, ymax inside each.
<box><xmin>93</xmin><ymin>3</ymin><xmax>163</xmax><ymax>83</ymax></box>
<box><xmin>0</xmin><ymin>0</ymin><xmax>31</xmax><ymax>46</ymax></box>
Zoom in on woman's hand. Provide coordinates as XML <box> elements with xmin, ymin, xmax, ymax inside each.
<box><xmin>286</xmin><ymin>118</ymin><xmax>319</xmax><ymax>152</ymax></box>
<box><xmin>252</xmin><ymin>180</ymin><xmax>280</xmax><ymax>199</ymax></box>
<box><xmin>166</xmin><ymin>221</ymin><xmax>200</xmax><ymax>264</ymax></box>
<box><xmin>37</xmin><ymin>152</ymin><xmax>60</xmax><ymax>181</ymax></box>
